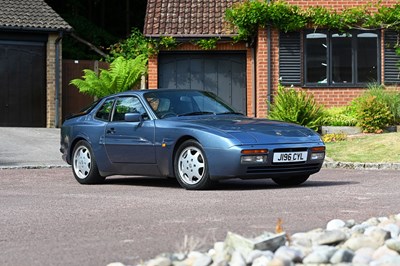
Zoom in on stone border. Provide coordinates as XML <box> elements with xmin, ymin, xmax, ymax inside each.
<box><xmin>0</xmin><ymin>165</ymin><xmax>70</xmax><ymax>170</ymax></box>
<box><xmin>1</xmin><ymin>161</ymin><xmax>399</xmax><ymax>171</ymax></box>
<box><xmin>323</xmin><ymin>161</ymin><xmax>400</xmax><ymax>170</ymax></box>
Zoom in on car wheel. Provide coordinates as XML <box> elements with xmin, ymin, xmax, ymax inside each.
<box><xmin>174</xmin><ymin>140</ymin><xmax>213</xmax><ymax>190</ymax></box>
<box><xmin>72</xmin><ymin>140</ymin><xmax>104</xmax><ymax>184</ymax></box>
<box><xmin>272</xmin><ymin>175</ymin><xmax>310</xmax><ymax>186</ymax></box>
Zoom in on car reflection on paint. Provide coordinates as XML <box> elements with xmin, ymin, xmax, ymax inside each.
<box><xmin>60</xmin><ymin>89</ymin><xmax>325</xmax><ymax>190</ymax></box>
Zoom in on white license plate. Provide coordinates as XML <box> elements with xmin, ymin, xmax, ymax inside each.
<box><xmin>273</xmin><ymin>151</ymin><xmax>308</xmax><ymax>163</ymax></box>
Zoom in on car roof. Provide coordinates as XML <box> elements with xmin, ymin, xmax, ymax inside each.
<box><xmin>107</xmin><ymin>89</ymin><xmax>204</xmax><ymax>97</ymax></box>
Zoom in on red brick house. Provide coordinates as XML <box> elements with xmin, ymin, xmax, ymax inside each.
<box><xmin>144</xmin><ymin>0</ymin><xmax>400</xmax><ymax>118</ymax></box>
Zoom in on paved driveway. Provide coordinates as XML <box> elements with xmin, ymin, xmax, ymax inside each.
<box><xmin>0</xmin><ymin>127</ymin><xmax>67</xmax><ymax>168</ymax></box>
<box><xmin>0</xmin><ymin>167</ymin><xmax>399</xmax><ymax>266</ymax></box>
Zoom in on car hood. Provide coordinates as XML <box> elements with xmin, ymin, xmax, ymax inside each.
<box><xmin>177</xmin><ymin>116</ymin><xmax>321</xmax><ymax>145</ymax></box>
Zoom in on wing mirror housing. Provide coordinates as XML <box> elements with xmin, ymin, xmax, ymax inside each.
<box><xmin>125</xmin><ymin>112</ymin><xmax>142</xmax><ymax>122</ymax></box>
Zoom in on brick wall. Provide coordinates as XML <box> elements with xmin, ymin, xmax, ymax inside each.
<box><xmin>46</xmin><ymin>34</ymin><xmax>57</xmax><ymax>128</ymax></box>
<box><xmin>46</xmin><ymin>33</ymin><xmax>63</xmax><ymax>128</ymax></box>
<box><xmin>261</xmin><ymin>0</ymin><xmax>400</xmax><ymax>112</ymax></box>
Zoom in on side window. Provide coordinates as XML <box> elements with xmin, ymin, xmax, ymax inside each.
<box><xmin>95</xmin><ymin>99</ymin><xmax>114</xmax><ymax>121</ymax></box>
<box><xmin>112</xmin><ymin>97</ymin><xmax>147</xmax><ymax>122</ymax></box>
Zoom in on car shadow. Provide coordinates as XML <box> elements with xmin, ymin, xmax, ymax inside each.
<box><xmin>104</xmin><ymin>176</ymin><xmax>358</xmax><ymax>191</ymax></box>
<box><xmin>105</xmin><ymin>176</ymin><xmax>182</xmax><ymax>189</ymax></box>
<box><xmin>214</xmin><ymin>179</ymin><xmax>358</xmax><ymax>191</ymax></box>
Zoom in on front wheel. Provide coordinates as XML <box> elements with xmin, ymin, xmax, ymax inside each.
<box><xmin>72</xmin><ymin>140</ymin><xmax>104</xmax><ymax>184</ymax></box>
<box><xmin>272</xmin><ymin>175</ymin><xmax>310</xmax><ymax>186</ymax></box>
<box><xmin>174</xmin><ymin>140</ymin><xmax>214</xmax><ymax>190</ymax></box>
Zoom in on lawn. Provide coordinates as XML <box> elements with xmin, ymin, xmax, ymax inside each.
<box><xmin>325</xmin><ymin>132</ymin><xmax>400</xmax><ymax>163</ymax></box>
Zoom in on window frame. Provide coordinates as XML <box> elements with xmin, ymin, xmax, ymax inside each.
<box><xmin>303</xmin><ymin>29</ymin><xmax>381</xmax><ymax>87</ymax></box>
<box><xmin>94</xmin><ymin>98</ymin><xmax>115</xmax><ymax>122</ymax></box>
<box><xmin>110</xmin><ymin>96</ymin><xmax>148</xmax><ymax>122</ymax></box>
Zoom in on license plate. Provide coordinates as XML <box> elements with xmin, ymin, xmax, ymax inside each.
<box><xmin>273</xmin><ymin>151</ymin><xmax>308</xmax><ymax>163</ymax></box>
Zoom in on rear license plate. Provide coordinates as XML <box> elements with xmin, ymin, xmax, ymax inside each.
<box><xmin>273</xmin><ymin>151</ymin><xmax>307</xmax><ymax>163</ymax></box>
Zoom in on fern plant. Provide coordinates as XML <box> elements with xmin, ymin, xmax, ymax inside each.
<box><xmin>268</xmin><ymin>85</ymin><xmax>325</xmax><ymax>131</ymax></box>
<box><xmin>70</xmin><ymin>55</ymin><xmax>147</xmax><ymax>98</ymax></box>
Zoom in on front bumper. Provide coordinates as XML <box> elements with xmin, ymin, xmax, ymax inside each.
<box><xmin>206</xmin><ymin>144</ymin><xmax>325</xmax><ymax>180</ymax></box>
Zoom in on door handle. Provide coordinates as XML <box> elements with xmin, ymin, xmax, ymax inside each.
<box><xmin>106</xmin><ymin>128</ymin><xmax>115</xmax><ymax>134</ymax></box>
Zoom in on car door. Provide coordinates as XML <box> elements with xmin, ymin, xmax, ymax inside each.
<box><xmin>104</xmin><ymin>96</ymin><xmax>156</xmax><ymax>164</ymax></box>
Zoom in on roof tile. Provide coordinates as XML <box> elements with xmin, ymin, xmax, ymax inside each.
<box><xmin>144</xmin><ymin>0</ymin><xmax>241</xmax><ymax>37</ymax></box>
<box><xmin>0</xmin><ymin>0</ymin><xmax>72</xmax><ymax>31</ymax></box>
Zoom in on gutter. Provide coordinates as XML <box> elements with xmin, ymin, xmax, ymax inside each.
<box><xmin>267</xmin><ymin>0</ymin><xmax>272</xmax><ymax>113</ymax></box>
<box><xmin>54</xmin><ymin>31</ymin><xmax>63</xmax><ymax>128</ymax></box>
<box><xmin>251</xmin><ymin>43</ymin><xmax>257</xmax><ymax>118</ymax></box>
<box><xmin>267</xmin><ymin>26</ymin><xmax>272</xmax><ymax>113</ymax></box>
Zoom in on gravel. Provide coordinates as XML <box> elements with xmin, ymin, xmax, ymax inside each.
<box><xmin>108</xmin><ymin>213</ymin><xmax>400</xmax><ymax>266</ymax></box>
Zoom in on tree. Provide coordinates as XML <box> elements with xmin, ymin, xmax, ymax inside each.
<box><xmin>45</xmin><ymin>0</ymin><xmax>148</xmax><ymax>59</ymax></box>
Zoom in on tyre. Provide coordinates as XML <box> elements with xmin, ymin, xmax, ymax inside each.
<box><xmin>174</xmin><ymin>140</ymin><xmax>214</xmax><ymax>190</ymax></box>
<box><xmin>272</xmin><ymin>175</ymin><xmax>309</xmax><ymax>186</ymax></box>
<box><xmin>71</xmin><ymin>140</ymin><xmax>104</xmax><ymax>184</ymax></box>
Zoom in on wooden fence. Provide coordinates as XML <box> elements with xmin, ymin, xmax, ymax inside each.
<box><xmin>62</xmin><ymin>60</ymin><xmax>109</xmax><ymax>121</ymax></box>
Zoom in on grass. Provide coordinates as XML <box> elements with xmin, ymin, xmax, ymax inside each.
<box><xmin>325</xmin><ymin>132</ymin><xmax>400</xmax><ymax>163</ymax></box>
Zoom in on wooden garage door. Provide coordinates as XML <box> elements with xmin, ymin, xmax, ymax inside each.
<box><xmin>158</xmin><ymin>52</ymin><xmax>247</xmax><ymax>114</ymax></box>
<box><xmin>0</xmin><ymin>41</ymin><xmax>46</xmax><ymax>127</ymax></box>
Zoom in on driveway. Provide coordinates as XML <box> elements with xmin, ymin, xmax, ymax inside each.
<box><xmin>0</xmin><ymin>167</ymin><xmax>399</xmax><ymax>266</ymax></box>
<box><xmin>0</xmin><ymin>127</ymin><xmax>68</xmax><ymax>168</ymax></box>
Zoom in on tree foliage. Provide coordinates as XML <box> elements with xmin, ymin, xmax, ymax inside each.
<box><xmin>106</xmin><ymin>28</ymin><xmax>177</xmax><ymax>62</ymax></box>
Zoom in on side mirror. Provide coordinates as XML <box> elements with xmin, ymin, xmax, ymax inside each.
<box><xmin>124</xmin><ymin>112</ymin><xmax>142</xmax><ymax>122</ymax></box>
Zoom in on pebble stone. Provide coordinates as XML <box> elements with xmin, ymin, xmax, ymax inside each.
<box><xmin>109</xmin><ymin>213</ymin><xmax>400</xmax><ymax>266</ymax></box>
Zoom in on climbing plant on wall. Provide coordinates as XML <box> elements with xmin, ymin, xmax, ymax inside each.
<box><xmin>225</xmin><ymin>1</ymin><xmax>400</xmax><ymax>39</ymax></box>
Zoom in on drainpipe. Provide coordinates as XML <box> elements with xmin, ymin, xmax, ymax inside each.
<box><xmin>251</xmin><ymin>44</ymin><xmax>257</xmax><ymax>118</ymax></box>
<box><xmin>54</xmin><ymin>31</ymin><xmax>63</xmax><ymax>128</ymax></box>
<box><xmin>267</xmin><ymin>0</ymin><xmax>272</xmax><ymax>113</ymax></box>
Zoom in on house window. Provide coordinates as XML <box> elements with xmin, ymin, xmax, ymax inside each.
<box><xmin>304</xmin><ymin>30</ymin><xmax>380</xmax><ymax>86</ymax></box>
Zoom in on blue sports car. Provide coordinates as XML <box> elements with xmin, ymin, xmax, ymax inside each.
<box><xmin>60</xmin><ymin>89</ymin><xmax>325</xmax><ymax>190</ymax></box>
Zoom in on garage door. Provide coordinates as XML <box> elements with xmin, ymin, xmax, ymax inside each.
<box><xmin>0</xmin><ymin>41</ymin><xmax>46</xmax><ymax>127</ymax></box>
<box><xmin>158</xmin><ymin>52</ymin><xmax>247</xmax><ymax>114</ymax></box>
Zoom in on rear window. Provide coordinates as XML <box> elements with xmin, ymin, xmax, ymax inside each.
<box><xmin>65</xmin><ymin>99</ymin><xmax>101</xmax><ymax>120</ymax></box>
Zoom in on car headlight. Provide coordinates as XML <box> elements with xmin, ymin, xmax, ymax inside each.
<box><xmin>241</xmin><ymin>149</ymin><xmax>268</xmax><ymax>164</ymax></box>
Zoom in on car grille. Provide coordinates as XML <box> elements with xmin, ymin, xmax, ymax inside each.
<box><xmin>246</xmin><ymin>163</ymin><xmax>321</xmax><ymax>174</ymax></box>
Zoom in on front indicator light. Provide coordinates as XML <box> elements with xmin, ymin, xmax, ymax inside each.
<box><xmin>241</xmin><ymin>155</ymin><xmax>267</xmax><ymax>164</ymax></box>
<box><xmin>311</xmin><ymin>146</ymin><xmax>325</xmax><ymax>160</ymax></box>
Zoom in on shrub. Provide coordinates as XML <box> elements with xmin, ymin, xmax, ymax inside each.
<box><xmin>70</xmin><ymin>55</ymin><xmax>147</xmax><ymax>98</ymax></box>
<box><xmin>268</xmin><ymin>85</ymin><xmax>325</xmax><ymax>131</ymax></box>
<box><xmin>354</xmin><ymin>95</ymin><xmax>394</xmax><ymax>133</ymax></box>
<box><xmin>322</xmin><ymin>106</ymin><xmax>358</xmax><ymax>126</ymax></box>
<box><xmin>322</xmin><ymin>133</ymin><xmax>347</xmax><ymax>143</ymax></box>
<box><xmin>365</xmin><ymin>83</ymin><xmax>400</xmax><ymax>125</ymax></box>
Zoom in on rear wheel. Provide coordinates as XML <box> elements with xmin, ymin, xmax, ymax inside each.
<box><xmin>72</xmin><ymin>140</ymin><xmax>104</xmax><ymax>184</ymax></box>
<box><xmin>174</xmin><ymin>140</ymin><xmax>214</xmax><ymax>190</ymax></box>
<box><xmin>272</xmin><ymin>175</ymin><xmax>310</xmax><ymax>186</ymax></box>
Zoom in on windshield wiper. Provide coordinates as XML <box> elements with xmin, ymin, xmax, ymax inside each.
<box><xmin>178</xmin><ymin>111</ymin><xmax>215</xmax><ymax>117</ymax></box>
<box><xmin>217</xmin><ymin>111</ymin><xmax>244</xmax><ymax>115</ymax></box>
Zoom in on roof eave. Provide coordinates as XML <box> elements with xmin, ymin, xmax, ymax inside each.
<box><xmin>145</xmin><ymin>34</ymin><xmax>238</xmax><ymax>39</ymax></box>
<box><xmin>0</xmin><ymin>25</ymin><xmax>73</xmax><ymax>33</ymax></box>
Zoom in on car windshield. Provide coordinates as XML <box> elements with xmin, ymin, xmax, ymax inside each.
<box><xmin>144</xmin><ymin>90</ymin><xmax>239</xmax><ymax>119</ymax></box>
